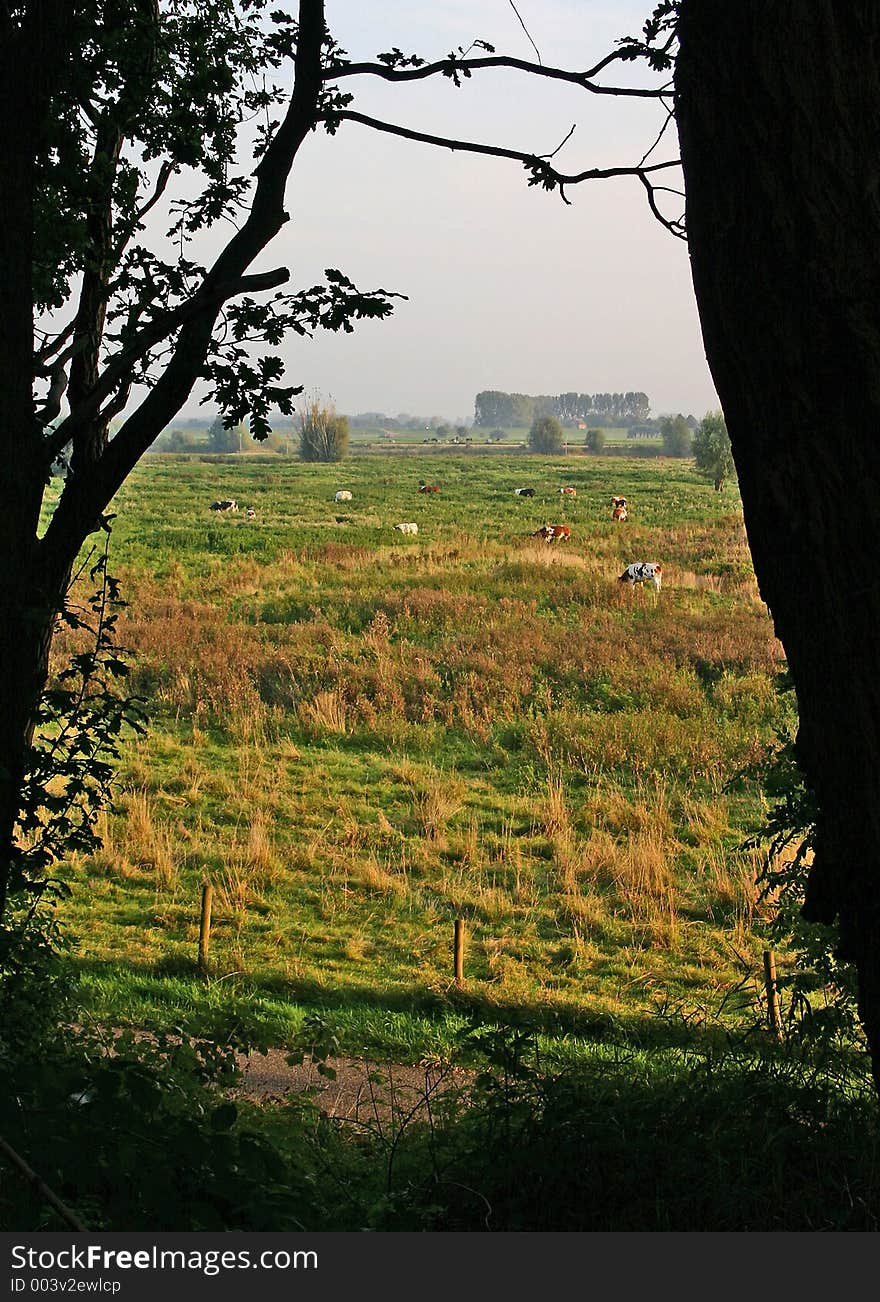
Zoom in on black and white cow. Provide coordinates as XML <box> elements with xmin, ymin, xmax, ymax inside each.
<box><xmin>619</xmin><ymin>561</ymin><xmax>662</xmax><ymax>591</ymax></box>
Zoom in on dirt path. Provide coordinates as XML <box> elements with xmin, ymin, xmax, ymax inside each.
<box><xmin>233</xmin><ymin>1051</ymin><xmax>473</xmax><ymax>1124</ymax></box>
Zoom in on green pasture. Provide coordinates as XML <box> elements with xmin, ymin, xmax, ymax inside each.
<box><xmin>46</xmin><ymin>452</ymin><xmax>791</xmax><ymax>1059</ymax></box>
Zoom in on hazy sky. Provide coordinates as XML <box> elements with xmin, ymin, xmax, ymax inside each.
<box><xmin>190</xmin><ymin>2</ymin><xmax>720</xmax><ymax>424</ymax></box>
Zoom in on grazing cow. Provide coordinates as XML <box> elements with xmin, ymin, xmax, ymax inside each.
<box><xmin>419</xmin><ymin>483</ymin><xmax>441</xmax><ymax>493</ymax></box>
<box><xmin>612</xmin><ymin>496</ymin><xmax>628</xmax><ymax>522</ymax></box>
<box><xmin>559</xmin><ymin>486</ymin><xmax>577</xmax><ymax>497</ymax></box>
<box><xmin>514</xmin><ymin>487</ymin><xmax>536</xmax><ymax>498</ymax></box>
<box><xmin>209</xmin><ymin>499</ymin><xmax>237</xmax><ymax>512</ymax></box>
<box><xmin>619</xmin><ymin>561</ymin><xmax>662</xmax><ymax>592</ymax></box>
<box><xmin>394</xmin><ymin>522</ymin><xmax>419</xmax><ymax>535</ymax></box>
<box><xmin>335</xmin><ymin>490</ymin><xmax>353</xmax><ymax>502</ymax></box>
<box><xmin>532</xmin><ymin>524</ymin><xmax>571</xmax><ymax>543</ymax></box>
<box><xmin>245</xmin><ymin>506</ymin><xmax>256</xmax><ymax>520</ymax></box>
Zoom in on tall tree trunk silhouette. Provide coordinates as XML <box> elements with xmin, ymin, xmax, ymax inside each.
<box><xmin>677</xmin><ymin>0</ymin><xmax>880</xmax><ymax>1086</ymax></box>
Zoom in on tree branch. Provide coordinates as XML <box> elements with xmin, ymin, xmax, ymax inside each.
<box><xmin>68</xmin><ymin>0</ymin><xmax>161</xmax><ymax>476</ymax></box>
<box><xmin>34</xmin><ymin>319</ymin><xmax>76</xmax><ymax>368</ymax></box>
<box><xmin>39</xmin><ymin>0</ymin><xmax>328</xmax><ymax>582</ymax></box>
<box><xmin>0</xmin><ymin>1133</ymin><xmax>88</xmax><ymax>1232</ymax></box>
<box><xmin>113</xmin><ymin>157</ymin><xmax>177</xmax><ymax>259</ymax></box>
<box><xmin>43</xmin><ymin>268</ymin><xmax>291</xmax><ymax>463</ymax></box>
<box><xmin>638</xmin><ymin>172</ymin><xmax>686</xmax><ymax>240</ymax></box>
<box><xmin>507</xmin><ymin>0</ymin><xmax>543</xmax><ymax>65</ymax></box>
<box><xmin>325</xmin><ymin>109</ymin><xmax>680</xmax><ymax>199</ymax></box>
<box><xmin>36</xmin><ymin>359</ymin><xmax>71</xmax><ymax>430</ymax></box>
<box><xmin>326</xmin><ymin>52</ymin><xmax>670</xmax><ymax>99</ymax></box>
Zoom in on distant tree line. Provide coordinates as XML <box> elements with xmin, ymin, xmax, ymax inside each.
<box><xmin>150</xmin><ymin>415</ymin><xmax>295</xmax><ymax>455</ymax></box>
<box><xmin>474</xmin><ymin>390</ymin><xmax>650</xmax><ymax>428</ymax></box>
<box><xmin>347</xmin><ymin>412</ymin><xmax>469</xmax><ymax>432</ymax></box>
<box><xmin>629</xmin><ymin>414</ymin><xmax>697</xmax><ymax>436</ymax></box>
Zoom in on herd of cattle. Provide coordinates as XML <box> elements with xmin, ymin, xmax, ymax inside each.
<box><xmin>209</xmin><ymin>484</ymin><xmax>662</xmax><ymax>591</ymax></box>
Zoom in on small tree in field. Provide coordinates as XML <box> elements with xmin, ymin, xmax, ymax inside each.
<box><xmin>660</xmin><ymin>414</ymin><xmax>693</xmax><ymax>457</ymax></box>
<box><xmin>529</xmin><ymin>415</ymin><xmax>564</xmax><ymax>454</ymax></box>
<box><xmin>585</xmin><ymin>427</ymin><xmax>606</xmax><ymax>453</ymax></box>
<box><xmin>692</xmin><ymin>409</ymin><xmax>734</xmax><ymax>490</ymax></box>
<box><xmin>298</xmin><ymin>400</ymin><xmax>350</xmax><ymax>463</ymax></box>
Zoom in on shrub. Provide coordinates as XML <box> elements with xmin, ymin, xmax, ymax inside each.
<box><xmin>693</xmin><ymin>409</ymin><xmax>735</xmax><ymax>489</ymax></box>
<box><xmin>528</xmin><ymin>414</ymin><xmax>564</xmax><ymax>453</ymax></box>
<box><xmin>745</xmin><ymin>675</ymin><xmax>862</xmax><ymax>1056</ymax></box>
<box><xmin>585</xmin><ymin>427</ymin><xmax>605</xmax><ymax>452</ymax></box>
<box><xmin>660</xmin><ymin>414</ymin><xmax>693</xmax><ymax>457</ymax></box>
<box><xmin>299</xmin><ymin>399</ymin><xmax>350</xmax><ymax>462</ymax></box>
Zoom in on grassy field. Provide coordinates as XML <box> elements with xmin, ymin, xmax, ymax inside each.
<box><xmin>45</xmin><ymin>451</ymin><xmax>794</xmax><ymax>1059</ymax></box>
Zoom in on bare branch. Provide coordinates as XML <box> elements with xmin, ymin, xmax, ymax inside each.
<box><xmin>34</xmin><ymin>320</ymin><xmax>77</xmax><ymax>368</ymax></box>
<box><xmin>638</xmin><ymin>99</ymin><xmax>676</xmax><ymax>169</ymax></box>
<box><xmin>36</xmin><ymin>359</ymin><xmax>71</xmax><ymax>429</ymax></box>
<box><xmin>507</xmin><ymin>0</ymin><xmax>542</xmax><ymax>65</ymax></box>
<box><xmin>326</xmin><ymin>53</ymin><xmax>670</xmax><ymax>99</ymax></box>
<box><xmin>97</xmin><ymin>379</ymin><xmax>132</xmax><ymax>427</ymax></box>
<box><xmin>638</xmin><ymin>172</ymin><xmax>686</xmax><ymax>240</ymax></box>
<box><xmin>113</xmin><ymin>158</ymin><xmax>177</xmax><ymax>258</ymax></box>
<box><xmin>326</xmin><ymin>109</ymin><xmax>679</xmax><ymax>186</ymax></box>
<box><xmin>541</xmin><ymin>124</ymin><xmax>576</xmax><ymax>162</ymax></box>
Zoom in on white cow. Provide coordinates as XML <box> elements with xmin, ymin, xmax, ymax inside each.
<box><xmin>335</xmin><ymin>490</ymin><xmax>353</xmax><ymax>502</ymax></box>
<box><xmin>393</xmin><ymin>522</ymin><xmax>419</xmax><ymax>535</ymax></box>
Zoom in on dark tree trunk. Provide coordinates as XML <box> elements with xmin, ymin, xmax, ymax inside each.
<box><xmin>0</xmin><ymin>5</ymin><xmax>73</xmax><ymax>917</ymax></box>
<box><xmin>676</xmin><ymin>1</ymin><xmax>880</xmax><ymax>1085</ymax></box>
<box><xmin>0</xmin><ymin>1</ymin><xmax>328</xmax><ymax>922</ymax></box>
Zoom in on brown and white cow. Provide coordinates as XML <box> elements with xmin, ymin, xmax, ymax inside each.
<box><xmin>419</xmin><ymin>483</ymin><xmax>441</xmax><ymax>494</ymax></box>
<box><xmin>532</xmin><ymin>524</ymin><xmax>571</xmax><ymax>543</ymax></box>
<box><xmin>612</xmin><ymin>496</ymin><xmax>628</xmax><ymax>522</ymax></box>
<box><xmin>559</xmin><ymin>486</ymin><xmax>577</xmax><ymax>497</ymax></box>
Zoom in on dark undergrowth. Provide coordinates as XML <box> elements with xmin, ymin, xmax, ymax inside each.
<box><xmin>3</xmin><ymin>932</ymin><xmax>878</xmax><ymax>1232</ymax></box>
<box><xmin>361</xmin><ymin>1026</ymin><xmax>880</xmax><ymax>1231</ymax></box>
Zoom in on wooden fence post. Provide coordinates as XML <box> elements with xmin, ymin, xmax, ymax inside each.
<box><xmin>198</xmin><ymin>881</ymin><xmax>213</xmax><ymax>976</ymax></box>
<box><xmin>454</xmin><ymin>917</ymin><xmax>465</xmax><ymax>987</ymax></box>
<box><xmin>763</xmin><ymin>949</ymin><xmax>783</xmax><ymax>1039</ymax></box>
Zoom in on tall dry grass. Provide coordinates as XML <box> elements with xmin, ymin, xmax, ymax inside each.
<box><xmin>92</xmin><ymin>789</ymin><xmax>177</xmax><ymax>887</ymax></box>
<box><xmin>396</xmin><ymin>763</ymin><xmax>464</xmax><ymax>845</ymax></box>
<box><xmin>299</xmin><ymin>689</ymin><xmax>348</xmax><ymax>736</ymax></box>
